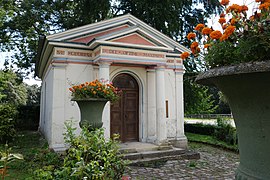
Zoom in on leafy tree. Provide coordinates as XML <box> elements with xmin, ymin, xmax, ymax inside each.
<box><xmin>0</xmin><ymin>0</ymin><xmax>222</xmax><ymax>75</ymax></box>
<box><xmin>113</xmin><ymin>0</ymin><xmax>222</xmax><ymax>42</ymax></box>
<box><xmin>54</xmin><ymin>0</ymin><xmax>111</xmax><ymax>29</ymax></box>
<box><xmin>184</xmin><ymin>72</ymin><xmax>217</xmax><ymax>115</ymax></box>
<box><xmin>0</xmin><ymin>70</ymin><xmax>27</xmax><ymax>106</ymax></box>
<box><xmin>25</xmin><ymin>84</ymin><xmax>40</xmax><ymax>106</ymax></box>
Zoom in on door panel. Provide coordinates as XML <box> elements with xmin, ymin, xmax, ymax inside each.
<box><xmin>110</xmin><ymin>74</ymin><xmax>139</xmax><ymax>142</ymax></box>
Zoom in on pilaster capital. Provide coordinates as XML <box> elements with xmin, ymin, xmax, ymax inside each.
<box><xmin>96</xmin><ymin>60</ymin><xmax>112</xmax><ymax>67</ymax></box>
<box><xmin>146</xmin><ymin>67</ymin><xmax>156</xmax><ymax>73</ymax></box>
<box><xmin>175</xmin><ymin>69</ymin><xmax>185</xmax><ymax>75</ymax></box>
<box><xmin>154</xmin><ymin>63</ymin><xmax>167</xmax><ymax>71</ymax></box>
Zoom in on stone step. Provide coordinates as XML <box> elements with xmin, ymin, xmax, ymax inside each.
<box><xmin>119</xmin><ymin>142</ymin><xmax>172</xmax><ymax>154</ymax></box>
<box><xmin>119</xmin><ymin>142</ymin><xmax>200</xmax><ymax>164</ymax></box>
<box><xmin>123</xmin><ymin>148</ymin><xmax>185</xmax><ymax>160</ymax></box>
<box><xmin>126</xmin><ymin>150</ymin><xmax>200</xmax><ymax>166</ymax></box>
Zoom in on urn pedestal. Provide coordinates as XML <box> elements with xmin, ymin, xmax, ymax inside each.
<box><xmin>72</xmin><ymin>98</ymin><xmax>108</xmax><ymax>130</ymax></box>
<box><xmin>196</xmin><ymin>61</ymin><xmax>270</xmax><ymax>180</ymax></box>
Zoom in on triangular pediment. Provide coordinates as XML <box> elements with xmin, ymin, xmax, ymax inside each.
<box><xmin>70</xmin><ymin>24</ymin><xmax>130</xmax><ymax>44</ymax></box>
<box><xmin>36</xmin><ymin>14</ymin><xmax>190</xmax><ymax>78</ymax></box>
<box><xmin>110</xmin><ymin>33</ymin><xmax>157</xmax><ymax>46</ymax></box>
<box><xmin>45</xmin><ymin>14</ymin><xmax>190</xmax><ymax>53</ymax></box>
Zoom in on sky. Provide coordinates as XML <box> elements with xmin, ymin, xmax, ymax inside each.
<box><xmin>0</xmin><ymin>0</ymin><xmax>258</xmax><ymax>86</ymax></box>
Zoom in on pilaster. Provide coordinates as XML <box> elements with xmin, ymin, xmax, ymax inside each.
<box><xmin>155</xmin><ymin>66</ymin><xmax>167</xmax><ymax>145</ymax></box>
<box><xmin>98</xmin><ymin>61</ymin><xmax>111</xmax><ymax>139</ymax></box>
<box><xmin>174</xmin><ymin>69</ymin><xmax>187</xmax><ymax>148</ymax></box>
<box><xmin>146</xmin><ymin>68</ymin><xmax>157</xmax><ymax>142</ymax></box>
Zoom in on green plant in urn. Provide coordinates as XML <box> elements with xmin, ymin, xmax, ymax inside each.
<box><xmin>69</xmin><ymin>79</ymin><xmax>121</xmax><ymax>130</ymax></box>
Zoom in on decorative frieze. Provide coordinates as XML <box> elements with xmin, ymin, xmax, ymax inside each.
<box><xmin>102</xmin><ymin>48</ymin><xmax>165</xmax><ymax>59</ymax></box>
<box><xmin>54</xmin><ymin>48</ymin><xmax>92</xmax><ymax>59</ymax></box>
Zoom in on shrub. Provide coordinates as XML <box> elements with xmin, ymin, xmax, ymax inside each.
<box><xmin>35</xmin><ymin>121</ymin><xmax>128</xmax><ymax>179</ymax></box>
<box><xmin>184</xmin><ymin>123</ymin><xmax>216</xmax><ymax>136</ymax></box>
<box><xmin>0</xmin><ymin>105</ymin><xmax>17</xmax><ymax>143</ymax></box>
<box><xmin>16</xmin><ymin>105</ymin><xmax>40</xmax><ymax>131</ymax></box>
<box><xmin>214</xmin><ymin>117</ymin><xmax>237</xmax><ymax>145</ymax></box>
<box><xmin>185</xmin><ymin>117</ymin><xmax>237</xmax><ymax>146</ymax></box>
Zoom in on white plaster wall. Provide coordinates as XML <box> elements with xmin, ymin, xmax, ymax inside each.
<box><xmin>39</xmin><ymin>62</ymin><xmax>185</xmax><ymax>150</ymax></box>
<box><xmin>39</xmin><ymin>62</ymin><xmax>95</xmax><ymax>151</ymax></box>
<box><xmin>39</xmin><ymin>66</ymin><xmax>54</xmax><ymax>146</ymax></box>
<box><xmin>110</xmin><ymin>66</ymin><xmax>148</xmax><ymax>142</ymax></box>
<box><xmin>165</xmin><ymin>69</ymin><xmax>177</xmax><ymax>138</ymax></box>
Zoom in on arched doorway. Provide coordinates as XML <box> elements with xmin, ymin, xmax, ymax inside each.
<box><xmin>110</xmin><ymin>73</ymin><xmax>139</xmax><ymax>142</ymax></box>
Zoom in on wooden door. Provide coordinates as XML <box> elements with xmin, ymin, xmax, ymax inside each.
<box><xmin>110</xmin><ymin>73</ymin><xmax>139</xmax><ymax>142</ymax></box>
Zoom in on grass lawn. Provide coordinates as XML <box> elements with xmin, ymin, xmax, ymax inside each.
<box><xmin>0</xmin><ymin>131</ymin><xmax>238</xmax><ymax>179</ymax></box>
<box><xmin>185</xmin><ymin>132</ymin><xmax>238</xmax><ymax>152</ymax></box>
<box><xmin>0</xmin><ymin>131</ymin><xmax>62</xmax><ymax>180</ymax></box>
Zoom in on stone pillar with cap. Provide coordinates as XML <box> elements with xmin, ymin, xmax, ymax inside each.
<box><xmin>98</xmin><ymin>61</ymin><xmax>111</xmax><ymax>139</ymax></box>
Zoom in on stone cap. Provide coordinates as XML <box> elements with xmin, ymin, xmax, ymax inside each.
<box><xmin>196</xmin><ymin>60</ymin><xmax>270</xmax><ymax>86</ymax></box>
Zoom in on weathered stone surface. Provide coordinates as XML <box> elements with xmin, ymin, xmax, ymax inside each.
<box><xmin>196</xmin><ymin>60</ymin><xmax>270</xmax><ymax>85</ymax></box>
<box><xmin>125</xmin><ymin>144</ymin><xmax>239</xmax><ymax>179</ymax></box>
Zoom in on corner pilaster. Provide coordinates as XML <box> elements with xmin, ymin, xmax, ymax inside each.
<box><xmin>155</xmin><ymin>65</ymin><xmax>167</xmax><ymax>145</ymax></box>
<box><xmin>174</xmin><ymin>69</ymin><xmax>187</xmax><ymax>148</ymax></box>
<box><xmin>98</xmin><ymin>61</ymin><xmax>111</xmax><ymax>139</ymax></box>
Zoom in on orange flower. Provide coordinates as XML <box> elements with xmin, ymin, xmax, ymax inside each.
<box><xmin>220</xmin><ymin>0</ymin><xmax>230</xmax><ymax>6</ymax></box>
<box><xmin>222</xmin><ymin>24</ymin><xmax>228</xmax><ymax>30</ymax></box>
<box><xmin>190</xmin><ymin>42</ymin><xmax>199</xmax><ymax>49</ymax></box>
<box><xmin>224</xmin><ymin>25</ymin><xmax>236</xmax><ymax>35</ymax></box>
<box><xmin>180</xmin><ymin>52</ymin><xmax>190</xmax><ymax>60</ymax></box>
<box><xmin>230</xmin><ymin>18</ymin><xmax>236</xmax><ymax>25</ymax></box>
<box><xmin>241</xmin><ymin>5</ymin><xmax>248</xmax><ymax>12</ymax></box>
<box><xmin>219</xmin><ymin>17</ymin><xmax>226</xmax><ymax>24</ymax></box>
<box><xmin>202</xmin><ymin>27</ymin><xmax>213</xmax><ymax>35</ymax></box>
<box><xmin>220</xmin><ymin>13</ymin><xmax>226</xmax><ymax>18</ymax></box>
<box><xmin>187</xmin><ymin>32</ymin><xmax>196</xmax><ymax>40</ymax></box>
<box><xmin>204</xmin><ymin>44</ymin><xmax>211</xmax><ymax>49</ymax></box>
<box><xmin>93</xmin><ymin>91</ymin><xmax>97</xmax><ymax>94</ymax></box>
<box><xmin>259</xmin><ymin>2</ymin><xmax>270</xmax><ymax>10</ymax></box>
<box><xmin>227</xmin><ymin>4</ymin><xmax>242</xmax><ymax>13</ymax></box>
<box><xmin>210</xmin><ymin>30</ymin><xmax>222</xmax><ymax>40</ymax></box>
<box><xmin>220</xmin><ymin>34</ymin><xmax>230</xmax><ymax>41</ymax></box>
<box><xmin>194</xmin><ymin>24</ymin><xmax>205</xmax><ymax>31</ymax></box>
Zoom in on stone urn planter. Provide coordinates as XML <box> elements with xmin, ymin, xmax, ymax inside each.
<box><xmin>196</xmin><ymin>61</ymin><xmax>270</xmax><ymax>179</ymax></box>
<box><xmin>72</xmin><ymin>98</ymin><xmax>108</xmax><ymax>130</ymax></box>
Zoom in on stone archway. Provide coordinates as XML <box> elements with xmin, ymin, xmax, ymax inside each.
<box><xmin>110</xmin><ymin>73</ymin><xmax>139</xmax><ymax>142</ymax></box>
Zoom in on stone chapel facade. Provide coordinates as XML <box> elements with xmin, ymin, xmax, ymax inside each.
<box><xmin>36</xmin><ymin>14</ymin><xmax>189</xmax><ymax>151</ymax></box>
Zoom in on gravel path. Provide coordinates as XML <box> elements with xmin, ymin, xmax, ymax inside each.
<box><xmin>125</xmin><ymin>143</ymin><xmax>239</xmax><ymax>179</ymax></box>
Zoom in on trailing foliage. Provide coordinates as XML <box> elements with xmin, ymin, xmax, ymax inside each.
<box><xmin>0</xmin><ymin>105</ymin><xmax>17</xmax><ymax>143</ymax></box>
<box><xmin>183</xmin><ymin>0</ymin><xmax>270</xmax><ymax>68</ymax></box>
<box><xmin>35</xmin><ymin>122</ymin><xmax>128</xmax><ymax>179</ymax></box>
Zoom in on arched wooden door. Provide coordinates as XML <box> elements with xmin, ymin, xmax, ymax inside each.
<box><xmin>110</xmin><ymin>73</ymin><xmax>139</xmax><ymax>142</ymax></box>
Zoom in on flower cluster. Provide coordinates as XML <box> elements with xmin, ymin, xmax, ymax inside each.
<box><xmin>69</xmin><ymin>79</ymin><xmax>121</xmax><ymax>102</ymax></box>
<box><xmin>181</xmin><ymin>0</ymin><xmax>270</xmax><ymax>68</ymax></box>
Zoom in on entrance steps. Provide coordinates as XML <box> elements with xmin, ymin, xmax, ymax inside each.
<box><xmin>119</xmin><ymin>142</ymin><xmax>200</xmax><ymax>165</ymax></box>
